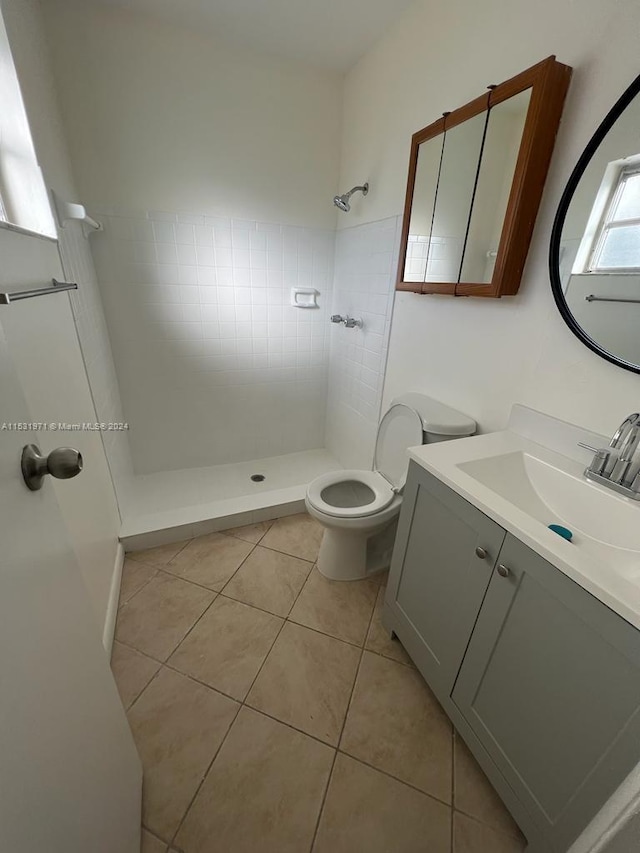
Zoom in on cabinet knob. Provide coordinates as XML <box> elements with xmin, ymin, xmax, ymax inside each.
<box><xmin>475</xmin><ymin>547</ymin><xmax>488</xmax><ymax>560</ymax></box>
<box><xmin>497</xmin><ymin>564</ymin><xmax>511</xmax><ymax>578</ymax></box>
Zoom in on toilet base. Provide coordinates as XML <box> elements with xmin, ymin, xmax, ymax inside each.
<box><xmin>316</xmin><ymin>518</ymin><xmax>398</xmax><ymax>581</ymax></box>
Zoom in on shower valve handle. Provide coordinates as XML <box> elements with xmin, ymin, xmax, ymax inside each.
<box><xmin>330</xmin><ymin>315</ymin><xmax>363</xmax><ymax>329</ymax></box>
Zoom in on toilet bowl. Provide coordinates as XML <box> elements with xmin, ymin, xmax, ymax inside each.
<box><xmin>306</xmin><ymin>393</ymin><xmax>475</xmax><ymax>581</ymax></box>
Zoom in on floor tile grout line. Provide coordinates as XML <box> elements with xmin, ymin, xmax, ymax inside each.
<box><xmin>450</xmin><ymin>809</ymin><xmax>526</xmax><ymax>843</ymax></box>
<box><xmin>167</xmin><ymin>698</ymin><xmax>243</xmax><ymax>851</ymax></box>
<box><xmin>286</xmin><ymin>571</ymin><xmax>379</xmax><ymax>649</ymax></box>
<box><xmin>161</xmin><ymin>661</ymin><xmax>243</xmax><ymax>705</ymax></box>
<box><xmin>309</xmin><ymin>590</ymin><xmax>379</xmax><ymax>850</ymax></box>
<box><xmin>122</xmin><ymin>661</ymin><xmax>161</xmax><ymax>712</ymax></box>
<box><xmin>154</xmin><ymin>588</ymin><xmax>223</xmax><ymax>672</ymax></box>
<box><xmin>165</xmin><ymin>534</ymin><xmax>259</xmax><ymax>588</ymax></box>
<box><xmin>116</xmin><ymin>548</ymin><xmax>220</xmax><ymax>619</ymax></box>
<box><xmin>140</xmin><ymin>827</ymin><xmax>168</xmax><ymax>849</ymax></box>
<box><xmin>283</xmin><ymin>609</ymin><xmax>369</xmax><ymax>650</ymax></box>
<box><xmin>333</xmin><ymin>748</ymin><xmax>455</xmax><ymax>810</ymax></box>
<box><xmin>258</xmin><ymin>541</ymin><xmax>320</xmax><ymax>562</ymax></box>
<box><xmin>335</xmin><ymin>605</ymin><xmax>377</xmax><ymax>752</ymax></box>
<box><xmin>127</xmin><ymin>535</ymin><xmax>193</xmax><ymax>568</ymax></box>
<box><xmin>153</xmin><ymin>536</ymin><xmax>315</xmax><ymax>604</ymax></box>
<box><xmin>450</xmin><ymin>726</ymin><xmax>456</xmax><ymax>852</ymax></box>
<box><xmin>451</xmin><ymin>807</ymin><xmax>525</xmax><ymax>842</ymax></box>
<box><xmin>225</xmin><ymin>519</ymin><xmax>274</xmax><ymax>546</ymax></box>
<box><xmin>117</xmin><ymin>565</ymin><xmax>162</xmax><ymax>609</ymax></box>
<box><xmin>217</xmin><ymin>549</ymin><xmax>314</xmax><ymax>614</ymax></box>
<box><xmin>125</xmin><ymin>662</ymin><xmax>167</xmax><ymax>715</ymax></box>
<box><xmin>239</xmin><ymin>553</ymin><xmax>314</xmax><ymax>701</ymax></box>
<box><xmin>237</xmin><ymin>703</ymin><xmax>339</xmax><ymax>750</ymax></box>
<box><xmin>139</xmin><ymin>536</ymin><xmax>263</xmax><ymax>605</ymax></box>
<box><xmin>154</xmin><ymin>565</ymin><xmax>223</xmax><ymax>595</ymax></box>
<box><xmin>307</xmin><ymin>746</ymin><xmax>339</xmax><ymax>853</ymax></box>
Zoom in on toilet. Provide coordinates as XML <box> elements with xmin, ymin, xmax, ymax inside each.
<box><xmin>306</xmin><ymin>393</ymin><xmax>476</xmax><ymax>581</ymax></box>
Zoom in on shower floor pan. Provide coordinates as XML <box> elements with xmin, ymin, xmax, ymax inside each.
<box><xmin>119</xmin><ymin>448</ymin><xmax>341</xmax><ymax>550</ymax></box>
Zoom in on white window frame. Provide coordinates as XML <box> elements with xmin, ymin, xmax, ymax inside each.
<box><xmin>573</xmin><ymin>154</ymin><xmax>640</xmax><ymax>276</ymax></box>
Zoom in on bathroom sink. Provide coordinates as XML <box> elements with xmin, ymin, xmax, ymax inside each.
<box><xmin>458</xmin><ymin>450</ymin><xmax>640</xmax><ymax>569</ymax></box>
<box><xmin>406</xmin><ymin>406</ymin><xmax>640</xmax><ymax>630</ymax></box>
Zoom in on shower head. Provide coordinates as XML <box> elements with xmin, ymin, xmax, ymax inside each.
<box><xmin>333</xmin><ymin>182</ymin><xmax>369</xmax><ymax>212</ymax></box>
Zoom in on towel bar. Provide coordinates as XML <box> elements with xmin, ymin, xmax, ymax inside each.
<box><xmin>0</xmin><ymin>278</ymin><xmax>78</xmax><ymax>305</ymax></box>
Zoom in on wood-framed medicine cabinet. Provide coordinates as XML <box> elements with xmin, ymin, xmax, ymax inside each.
<box><xmin>397</xmin><ymin>56</ymin><xmax>572</xmax><ymax>298</ymax></box>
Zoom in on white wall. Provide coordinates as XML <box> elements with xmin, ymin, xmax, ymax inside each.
<box><xmin>40</xmin><ymin>0</ymin><xmax>343</xmax><ymax>230</ymax></box>
<box><xmin>40</xmin><ymin>0</ymin><xmax>343</xmax><ymax>475</ymax></box>
<box><xmin>340</xmin><ymin>0</ymin><xmax>640</xmax><ymax>441</ymax></box>
<box><xmin>0</xmin><ymin>0</ymin><xmax>123</xmax><ymax>632</ymax></box>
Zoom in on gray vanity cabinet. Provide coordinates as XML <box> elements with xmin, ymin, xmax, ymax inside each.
<box><xmin>452</xmin><ymin>532</ymin><xmax>640</xmax><ymax>852</ymax></box>
<box><xmin>384</xmin><ymin>463</ymin><xmax>505</xmax><ymax>699</ymax></box>
<box><xmin>384</xmin><ymin>461</ymin><xmax>640</xmax><ymax>853</ymax></box>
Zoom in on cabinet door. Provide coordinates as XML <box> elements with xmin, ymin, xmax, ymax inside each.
<box><xmin>384</xmin><ymin>463</ymin><xmax>505</xmax><ymax>700</ymax></box>
<box><xmin>453</xmin><ymin>534</ymin><xmax>640</xmax><ymax>852</ymax></box>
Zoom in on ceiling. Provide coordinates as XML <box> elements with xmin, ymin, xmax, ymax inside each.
<box><xmin>87</xmin><ymin>0</ymin><xmax>416</xmax><ymax>72</ymax></box>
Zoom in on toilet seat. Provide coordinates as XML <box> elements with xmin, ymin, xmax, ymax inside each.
<box><xmin>307</xmin><ymin>404</ymin><xmax>425</xmax><ymax>520</ymax></box>
<box><xmin>306</xmin><ymin>469</ymin><xmax>396</xmax><ymax>519</ymax></box>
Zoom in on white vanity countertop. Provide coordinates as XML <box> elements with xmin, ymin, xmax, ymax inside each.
<box><xmin>407</xmin><ymin>411</ymin><xmax>640</xmax><ymax>631</ymax></box>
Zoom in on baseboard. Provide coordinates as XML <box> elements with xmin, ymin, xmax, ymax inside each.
<box><xmin>102</xmin><ymin>542</ymin><xmax>124</xmax><ymax>654</ymax></box>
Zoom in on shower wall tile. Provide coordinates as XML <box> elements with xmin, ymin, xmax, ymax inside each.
<box><xmin>90</xmin><ymin>208</ymin><xmax>334</xmax><ymax>474</ymax></box>
<box><xmin>58</xmin><ymin>223</ymin><xmax>133</xmax><ymax>499</ymax></box>
<box><xmin>324</xmin><ymin>217</ymin><xmax>400</xmax><ymax>470</ymax></box>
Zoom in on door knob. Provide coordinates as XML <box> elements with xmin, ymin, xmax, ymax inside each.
<box><xmin>497</xmin><ymin>564</ymin><xmax>511</xmax><ymax>578</ymax></box>
<box><xmin>475</xmin><ymin>547</ymin><xmax>488</xmax><ymax>559</ymax></box>
<box><xmin>21</xmin><ymin>444</ymin><xmax>83</xmax><ymax>491</ymax></box>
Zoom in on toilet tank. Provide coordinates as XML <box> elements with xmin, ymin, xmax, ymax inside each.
<box><xmin>390</xmin><ymin>393</ymin><xmax>476</xmax><ymax>443</ymax></box>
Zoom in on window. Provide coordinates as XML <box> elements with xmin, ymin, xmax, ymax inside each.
<box><xmin>0</xmin><ymin>8</ymin><xmax>56</xmax><ymax>237</ymax></box>
<box><xmin>589</xmin><ymin>166</ymin><xmax>640</xmax><ymax>272</ymax></box>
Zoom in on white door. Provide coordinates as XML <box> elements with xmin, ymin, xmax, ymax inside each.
<box><xmin>0</xmin><ymin>256</ymin><xmax>141</xmax><ymax>851</ymax></box>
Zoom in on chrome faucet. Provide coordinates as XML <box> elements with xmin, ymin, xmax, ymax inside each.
<box><xmin>610</xmin><ymin>413</ymin><xmax>640</xmax><ymax>484</ymax></box>
<box><xmin>579</xmin><ymin>412</ymin><xmax>640</xmax><ymax>499</ymax></box>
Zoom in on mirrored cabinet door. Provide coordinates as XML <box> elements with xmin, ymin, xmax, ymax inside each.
<box><xmin>427</xmin><ymin>110</ymin><xmax>488</xmax><ymax>283</ymax></box>
<box><xmin>404</xmin><ymin>133</ymin><xmax>444</xmax><ymax>283</ymax></box>
<box><xmin>460</xmin><ymin>89</ymin><xmax>532</xmax><ymax>284</ymax></box>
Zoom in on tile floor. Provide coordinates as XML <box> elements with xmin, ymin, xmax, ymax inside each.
<box><xmin>112</xmin><ymin>513</ymin><xmax>527</xmax><ymax>853</ymax></box>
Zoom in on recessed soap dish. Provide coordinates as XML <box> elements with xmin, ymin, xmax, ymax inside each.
<box><xmin>290</xmin><ymin>288</ymin><xmax>319</xmax><ymax>308</ymax></box>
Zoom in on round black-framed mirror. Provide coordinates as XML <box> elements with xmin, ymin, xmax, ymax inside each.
<box><xmin>550</xmin><ymin>73</ymin><xmax>640</xmax><ymax>374</ymax></box>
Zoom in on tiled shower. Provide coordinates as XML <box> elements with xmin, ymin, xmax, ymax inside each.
<box><xmin>91</xmin><ymin>210</ymin><xmax>334</xmax><ymax>472</ymax></box>
<box><xmin>82</xmin><ymin>209</ymin><xmax>398</xmax><ymax>539</ymax></box>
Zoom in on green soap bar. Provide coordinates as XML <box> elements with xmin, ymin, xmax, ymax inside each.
<box><xmin>548</xmin><ymin>524</ymin><xmax>573</xmax><ymax>541</ymax></box>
